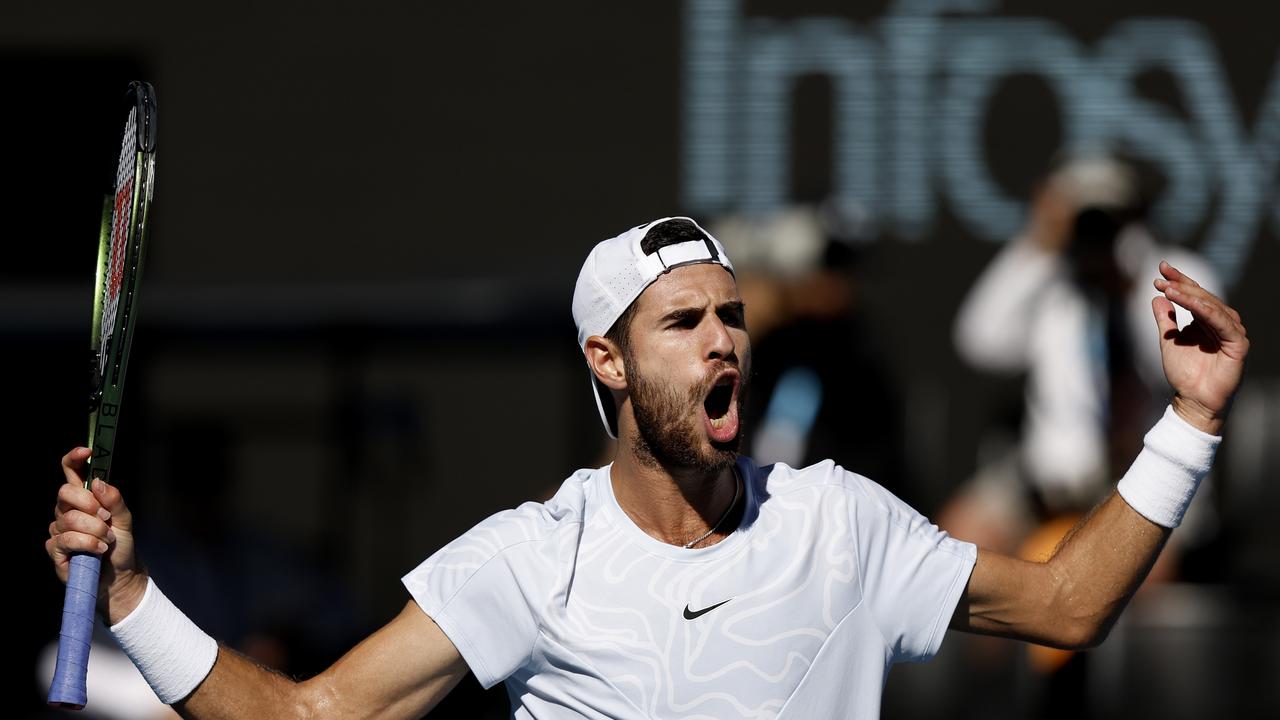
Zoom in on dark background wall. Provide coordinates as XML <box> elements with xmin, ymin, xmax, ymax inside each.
<box><xmin>7</xmin><ymin>1</ymin><xmax>1277</xmax><ymax>717</ymax></box>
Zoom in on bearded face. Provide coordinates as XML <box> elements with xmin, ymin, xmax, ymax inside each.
<box><xmin>627</xmin><ymin>353</ymin><xmax>746</xmax><ymax>475</ymax></box>
<box><xmin>598</xmin><ymin>263</ymin><xmax>750</xmax><ymax>473</ymax></box>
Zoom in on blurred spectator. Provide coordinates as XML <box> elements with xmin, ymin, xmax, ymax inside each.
<box><xmin>941</xmin><ymin>150</ymin><xmax>1225</xmax><ymax>709</ymax></box>
<box><xmin>713</xmin><ymin>205</ymin><xmax>906</xmax><ymax>493</ymax></box>
<box><xmin>946</xmin><ymin>151</ymin><xmax>1222</xmax><ymax>544</ymax></box>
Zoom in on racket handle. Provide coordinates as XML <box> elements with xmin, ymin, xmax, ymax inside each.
<box><xmin>48</xmin><ymin>552</ymin><xmax>102</xmax><ymax>710</ymax></box>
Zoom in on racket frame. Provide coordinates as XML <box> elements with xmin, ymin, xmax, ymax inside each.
<box><xmin>87</xmin><ymin>81</ymin><xmax>156</xmax><ymax>489</ymax></box>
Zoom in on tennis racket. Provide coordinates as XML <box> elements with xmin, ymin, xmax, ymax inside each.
<box><xmin>48</xmin><ymin>80</ymin><xmax>157</xmax><ymax>710</ymax></box>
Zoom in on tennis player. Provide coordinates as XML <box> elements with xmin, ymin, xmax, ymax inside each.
<box><xmin>48</xmin><ymin>217</ymin><xmax>1247</xmax><ymax>718</ymax></box>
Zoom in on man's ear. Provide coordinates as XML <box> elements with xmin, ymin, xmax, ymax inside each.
<box><xmin>584</xmin><ymin>336</ymin><xmax>627</xmax><ymax>391</ymax></box>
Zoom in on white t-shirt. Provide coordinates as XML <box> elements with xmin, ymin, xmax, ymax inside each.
<box><xmin>402</xmin><ymin>457</ymin><xmax>977</xmax><ymax>719</ymax></box>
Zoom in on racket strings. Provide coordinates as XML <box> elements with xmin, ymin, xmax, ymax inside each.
<box><xmin>100</xmin><ymin>107</ymin><xmax>138</xmax><ymax>370</ymax></box>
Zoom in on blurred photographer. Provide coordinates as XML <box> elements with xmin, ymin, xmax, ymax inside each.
<box><xmin>947</xmin><ymin>151</ymin><xmax>1222</xmax><ymax>556</ymax></box>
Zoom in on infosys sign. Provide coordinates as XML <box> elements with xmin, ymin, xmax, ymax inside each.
<box><xmin>680</xmin><ymin>0</ymin><xmax>1279</xmax><ymax>287</ymax></box>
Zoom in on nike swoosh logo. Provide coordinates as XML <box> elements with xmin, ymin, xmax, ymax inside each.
<box><xmin>683</xmin><ymin>598</ymin><xmax>732</xmax><ymax>620</ymax></box>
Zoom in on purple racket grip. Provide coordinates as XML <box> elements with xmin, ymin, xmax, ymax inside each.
<box><xmin>48</xmin><ymin>552</ymin><xmax>102</xmax><ymax>709</ymax></box>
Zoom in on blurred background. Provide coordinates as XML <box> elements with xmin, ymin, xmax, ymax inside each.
<box><xmin>7</xmin><ymin>1</ymin><xmax>1277</xmax><ymax>718</ymax></box>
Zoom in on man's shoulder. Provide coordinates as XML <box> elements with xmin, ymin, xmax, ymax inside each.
<box><xmin>461</xmin><ymin>467</ymin><xmax>599</xmax><ymax>553</ymax></box>
<box><xmin>746</xmin><ymin>455</ymin><xmax>928</xmax><ymax>522</ymax></box>
<box><xmin>746</xmin><ymin>456</ymin><xmax>882</xmax><ymax>499</ymax></box>
<box><xmin>402</xmin><ymin>468</ymin><xmax>601</xmax><ymax>600</ymax></box>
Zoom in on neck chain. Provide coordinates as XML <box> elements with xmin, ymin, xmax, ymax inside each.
<box><xmin>683</xmin><ymin>466</ymin><xmax>742</xmax><ymax>549</ymax></box>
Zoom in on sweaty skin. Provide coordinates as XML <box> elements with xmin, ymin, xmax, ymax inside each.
<box><xmin>49</xmin><ymin>261</ymin><xmax>1247</xmax><ymax>715</ymax></box>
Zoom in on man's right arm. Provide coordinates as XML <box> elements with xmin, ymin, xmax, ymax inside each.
<box><xmin>49</xmin><ymin>448</ymin><xmax>468</xmax><ymax>719</ymax></box>
<box><xmin>177</xmin><ymin>600</ymin><xmax>468</xmax><ymax>720</ymax></box>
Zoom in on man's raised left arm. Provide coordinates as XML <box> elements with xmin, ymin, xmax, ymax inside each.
<box><xmin>949</xmin><ymin>261</ymin><xmax>1248</xmax><ymax>649</ymax></box>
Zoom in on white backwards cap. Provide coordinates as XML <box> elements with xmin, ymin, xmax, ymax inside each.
<box><xmin>572</xmin><ymin>217</ymin><xmax>735</xmax><ymax>438</ymax></box>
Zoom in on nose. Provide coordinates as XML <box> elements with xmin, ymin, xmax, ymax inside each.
<box><xmin>705</xmin><ymin>315</ymin><xmax>735</xmax><ymax>362</ymax></box>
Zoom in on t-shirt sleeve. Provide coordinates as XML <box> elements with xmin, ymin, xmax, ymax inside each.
<box><xmin>400</xmin><ymin>507</ymin><xmax>551</xmax><ymax>688</ymax></box>
<box><xmin>847</xmin><ymin>473</ymin><xmax>977</xmax><ymax>663</ymax></box>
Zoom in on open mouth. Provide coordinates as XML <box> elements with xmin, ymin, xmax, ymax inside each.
<box><xmin>702</xmin><ymin>371</ymin><xmax>740</xmax><ymax>442</ymax></box>
<box><xmin>705</xmin><ymin>382</ymin><xmax>734</xmax><ymax>424</ymax></box>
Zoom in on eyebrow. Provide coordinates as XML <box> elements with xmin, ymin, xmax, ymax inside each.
<box><xmin>721</xmin><ymin>299</ymin><xmax>745</xmax><ymax>314</ymax></box>
<box><xmin>660</xmin><ymin>299</ymin><xmax>745</xmax><ymax>324</ymax></box>
<box><xmin>661</xmin><ymin>307</ymin><xmax>703</xmax><ymax>324</ymax></box>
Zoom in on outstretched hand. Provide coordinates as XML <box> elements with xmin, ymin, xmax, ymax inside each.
<box><xmin>1152</xmin><ymin>261</ymin><xmax>1249</xmax><ymax>435</ymax></box>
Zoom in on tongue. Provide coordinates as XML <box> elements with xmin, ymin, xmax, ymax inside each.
<box><xmin>704</xmin><ymin>399</ymin><xmax>739</xmax><ymax>443</ymax></box>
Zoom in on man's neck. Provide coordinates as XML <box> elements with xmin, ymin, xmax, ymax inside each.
<box><xmin>610</xmin><ymin>443</ymin><xmax>740</xmax><ymax>549</ymax></box>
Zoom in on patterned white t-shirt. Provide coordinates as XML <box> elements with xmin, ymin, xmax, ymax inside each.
<box><xmin>402</xmin><ymin>457</ymin><xmax>976</xmax><ymax>719</ymax></box>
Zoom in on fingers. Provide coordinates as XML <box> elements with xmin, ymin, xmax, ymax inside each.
<box><xmin>55</xmin><ymin>481</ymin><xmax>107</xmax><ymax>520</ymax></box>
<box><xmin>91</xmin><ymin>478</ymin><xmax>133</xmax><ymax>532</ymax></box>
<box><xmin>50</xmin><ymin>507</ymin><xmax>114</xmax><ymax>555</ymax></box>
<box><xmin>1157</xmin><ymin>260</ymin><xmax>1201</xmax><ymax>288</ymax></box>
<box><xmin>62</xmin><ymin>447</ymin><xmax>92</xmax><ymax>486</ymax></box>
<box><xmin>1153</xmin><ymin>262</ymin><xmax>1248</xmax><ymax>347</ymax></box>
<box><xmin>53</xmin><ymin>449</ymin><xmax>134</xmax><ymax>555</ymax></box>
<box><xmin>50</xmin><ymin>530</ymin><xmax>110</xmax><ymax>556</ymax></box>
<box><xmin>53</xmin><ymin>487</ymin><xmax>114</xmax><ymax>540</ymax></box>
<box><xmin>57</xmin><ymin>447</ymin><xmax>131</xmax><ymax>518</ymax></box>
<box><xmin>50</xmin><ymin>449</ymin><xmax>128</xmax><ymax>583</ymax></box>
<box><xmin>53</xmin><ymin>475</ymin><xmax>125</xmax><ymax>547</ymax></box>
<box><xmin>1171</xmin><ymin>286</ymin><xmax>1247</xmax><ymax>345</ymax></box>
<box><xmin>1154</xmin><ymin>261</ymin><xmax>1240</xmax><ymax>322</ymax></box>
<box><xmin>1151</xmin><ymin>296</ymin><xmax>1178</xmax><ymax>338</ymax></box>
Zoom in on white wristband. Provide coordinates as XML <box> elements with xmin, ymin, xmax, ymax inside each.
<box><xmin>1116</xmin><ymin>405</ymin><xmax>1221</xmax><ymax>528</ymax></box>
<box><xmin>107</xmin><ymin>577</ymin><xmax>219</xmax><ymax>704</ymax></box>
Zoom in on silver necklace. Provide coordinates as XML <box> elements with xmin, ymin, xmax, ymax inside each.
<box><xmin>683</xmin><ymin>467</ymin><xmax>742</xmax><ymax>549</ymax></box>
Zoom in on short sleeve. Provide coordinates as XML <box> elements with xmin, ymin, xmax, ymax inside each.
<box><xmin>848</xmin><ymin>474</ymin><xmax>977</xmax><ymax>663</ymax></box>
<box><xmin>401</xmin><ymin>506</ymin><xmax>555</xmax><ymax>688</ymax></box>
